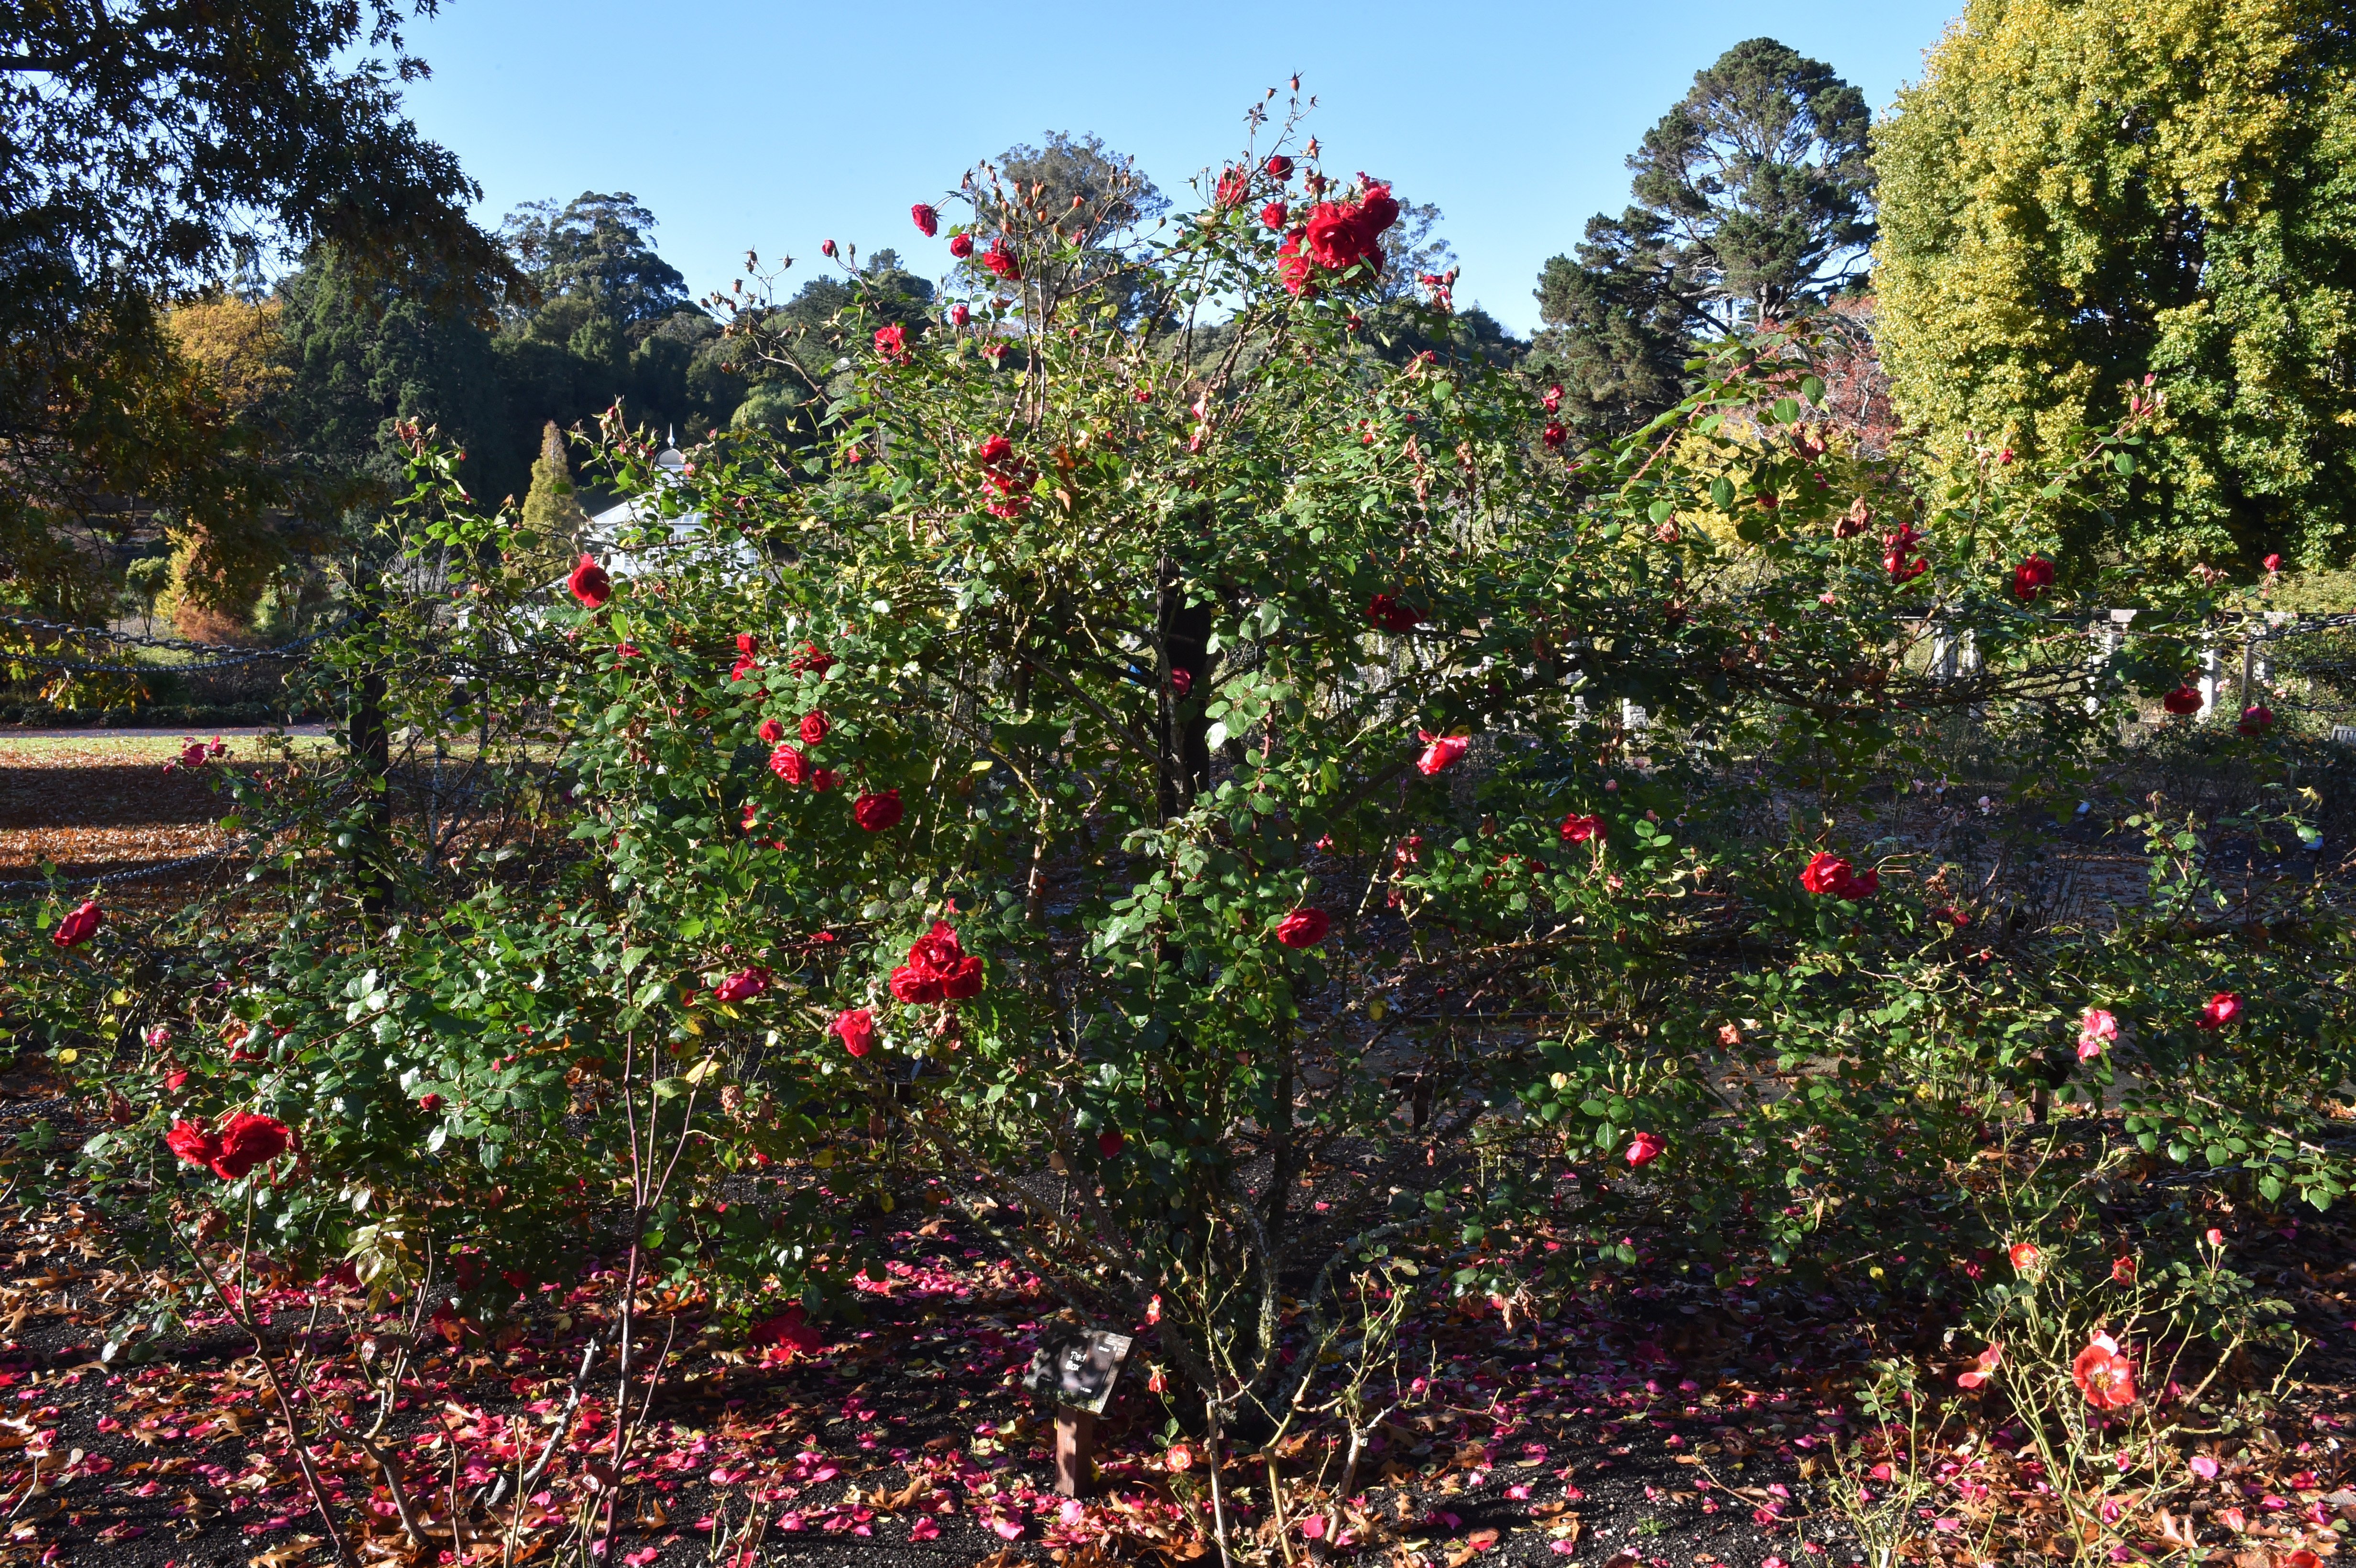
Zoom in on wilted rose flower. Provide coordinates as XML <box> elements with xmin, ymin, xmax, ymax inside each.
<box><xmin>770</xmin><ymin>744</ymin><xmax>812</xmax><ymax>785</ymax></box>
<box><xmin>2236</xmin><ymin>704</ymin><xmax>2273</xmax><ymax>736</ymax></box>
<box><xmin>948</xmin><ymin>232</ymin><xmax>975</xmax><ymax>259</ymax></box>
<box><xmin>1098</xmin><ymin>1128</ymin><xmax>1125</xmax><ymax>1159</ymax></box>
<box><xmin>567</xmin><ymin>554</ymin><xmax>611</xmax><ymax>609</ymax></box>
<box><xmin>210</xmin><ymin>1112</ymin><xmax>292</xmax><ymax>1179</ymax></box>
<box><xmin>2196</xmin><ymin>991</ymin><xmax>2242</xmax><ymax>1030</ymax></box>
<box><xmin>1624</xmin><ymin>1131</ymin><xmax>1664</xmax><ymax>1167</ymax></box>
<box><xmin>712</xmin><ymin>967</ymin><xmax>770</xmax><ymax>1004</ymax></box>
<box><xmin>1366</xmin><ymin>593</ymin><xmax>1423</xmax><ymax>632</ymax></box>
<box><xmin>1214</xmin><ymin>164</ymin><xmax>1250</xmax><ymax>207</ymax></box>
<box><xmin>2011</xmin><ymin>555</ymin><xmax>2056</xmax><ymax>602</ymax></box>
<box><xmin>2111</xmin><ymin>1254</ymin><xmax>2137</xmax><ymax>1285</ymax></box>
<box><xmin>1560</xmin><ymin>813</ymin><xmax>1604</xmax><ymax>845</ymax></box>
<box><xmin>53</xmin><ymin>898</ymin><xmax>102</xmax><ymax>948</ymax></box>
<box><xmin>2077</xmin><ymin>1007</ymin><xmax>2119</xmax><ymax>1061</ymax></box>
<box><xmin>2162</xmin><ymin>685</ymin><xmax>2203</xmax><ymax>716</ymax></box>
<box><xmin>1956</xmin><ymin>1343</ymin><xmax>2002</xmax><ymax>1389</ymax></box>
<box><xmin>1415</xmin><ymin>731</ymin><xmax>1469</xmax><ymax>775</ymax></box>
<box><xmin>911</xmin><ymin>203</ymin><xmax>940</xmax><ymax>237</ymax></box>
<box><xmin>800</xmin><ymin>711</ymin><xmax>830</xmax><ymax>746</ymax></box>
<box><xmin>832</xmin><ymin>1007</ymin><xmax>876</xmax><ymax>1057</ymax></box>
<box><xmin>1273</xmin><ymin>908</ymin><xmax>1331</xmax><ymax>948</ymax></box>
<box><xmin>853</xmin><ymin>788</ymin><xmax>904</xmax><ymax>831</ymax></box>
<box><xmin>2072</xmin><ymin>1331</ymin><xmax>2136</xmax><ymax>1409</ymax></box>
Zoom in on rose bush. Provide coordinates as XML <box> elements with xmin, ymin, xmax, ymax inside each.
<box><xmin>7</xmin><ymin>104</ymin><xmax>2348</xmax><ymax>1427</ymax></box>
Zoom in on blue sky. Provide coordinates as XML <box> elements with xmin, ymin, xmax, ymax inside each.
<box><xmin>397</xmin><ymin>0</ymin><xmax>1961</xmax><ymax>336</ymax></box>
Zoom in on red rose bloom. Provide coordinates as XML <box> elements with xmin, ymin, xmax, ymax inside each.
<box><xmin>888</xmin><ymin>921</ymin><xmax>983</xmax><ymax>1003</ymax></box>
<box><xmin>211</xmin><ymin>1111</ymin><xmax>291</xmax><ymax>1179</ymax></box>
<box><xmin>873</xmin><ymin>324</ymin><xmax>906</xmax><ymax>359</ymax></box>
<box><xmin>1415</xmin><ymin>730</ymin><xmax>1469</xmax><ymax>775</ymax></box>
<box><xmin>810</xmin><ymin>767</ymin><xmax>840</xmax><ymax>792</ymax></box>
<box><xmin>2072</xmin><ymin>1331</ymin><xmax>2136</xmax><ymax>1410</ymax></box>
<box><xmin>2161</xmin><ymin>686</ymin><xmax>2203</xmax><ymax>716</ymax></box>
<box><xmin>1800</xmin><ymin>851</ymin><xmax>1878</xmax><ymax>900</ymax></box>
<box><xmin>1366</xmin><ymin>593</ymin><xmax>1422</xmax><ymax>632</ymax></box>
<box><xmin>1274</xmin><ymin>908</ymin><xmax>1331</xmax><ymax>948</ymax></box>
<box><xmin>567</xmin><ymin>554</ymin><xmax>611</xmax><ymax>609</ymax></box>
<box><xmin>787</xmin><ymin>642</ymin><xmax>835</xmax><ymax>675</ymax></box>
<box><xmin>853</xmin><ymin>789</ymin><xmax>904</xmax><ymax>831</ymax></box>
<box><xmin>1542</xmin><ymin>383</ymin><xmax>1563</xmax><ymax>414</ymax></box>
<box><xmin>1883</xmin><ymin>524</ymin><xmax>1928</xmax><ymax>583</ymax></box>
<box><xmin>53</xmin><ymin>898</ymin><xmax>103</xmax><ymax>948</ymax></box>
<box><xmin>1559</xmin><ymin>813</ymin><xmax>1604</xmax><ymax>844</ymax></box>
<box><xmin>977</xmin><ymin>434</ymin><xmax>1013</xmax><ymax>467</ymax></box>
<box><xmin>759</xmin><ymin>718</ymin><xmax>784</xmax><ymax>743</ymax></box>
<box><xmin>419</xmin><ymin>1093</ymin><xmax>444</xmax><ymax>1112</ymax></box>
<box><xmin>800</xmin><ymin>711</ymin><xmax>830</xmax><ymax>746</ymax></box>
<box><xmin>1263</xmin><ymin>155</ymin><xmax>1294</xmax><ymax>181</ymax></box>
<box><xmin>911</xmin><ymin>203</ymin><xmax>940</xmax><ymax>238</ymax></box>
<box><xmin>948</xmin><ymin>232</ymin><xmax>975</xmax><ymax>260</ymax></box>
<box><xmin>950</xmin><ymin>303</ymin><xmax>970</xmax><ymax>327</ymax></box>
<box><xmin>832</xmin><ymin>1007</ymin><xmax>876</xmax><ymax>1057</ymax></box>
<box><xmin>1624</xmin><ymin>1131</ymin><xmax>1665</xmax><ymax>1168</ymax></box>
<box><xmin>770</xmin><ymin>744</ymin><xmax>812</xmax><ymax>785</ymax></box>
<box><xmin>2263</xmin><ymin>552</ymin><xmax>2283</xmax><ymax>573</ymax></box>
<box><xmin>1169</xmin><ymin>668</ymin><xmax>1193</xmax><ymax>697</ymax></box>
<box><xmin>981</xmin><ymin>238</ymin><xmax>1020</xmax><ymax>281</ymax></box>
<box><xmin>2196</xmin><ymin>991</ymin><xmax>2242</xmax><ymax>1030</ymax></box>
<box><xmin>1276</xmin><ymin>231</ymin><xmax>1317</xmax><ymax>297</ymax></box>
<box><xmin>712</xmin><ymin>967</ymin><xmax>770</xmax><ymax>1004</ymax></box>
<box><xmin>166</xmin><ymin>1121</ymin><xmax>219</xmax><ymax>1170</ymax></box>
<box><xmin>2011</xmin><ymin>554</ymin><xmax>2056</xmax><ymax>602</ymax></box>
<box><xmin>1098</xmin><ymin>1128</ymin><xmax>1126</xmax><ymax>1159</ymax></box>
<box><xmin>2236</xmin><ymin>704</ymin><xmax>2273</xmax><ymax>736</ymax></box>
<box><xmin>1542</xmin><ymin>422</ymin><xmax>1567</xmax><ymax>449</ymax></box>
<box><xmin>1260</xmin><ymin>199</ymin><xmax>1289</xmax><ymax>229</ymax></box>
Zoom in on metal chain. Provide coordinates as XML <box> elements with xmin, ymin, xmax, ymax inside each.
<box><xmin>0</xmin><ymin>620</ymin><xmax>351</xmax><ymax>675</ymax></box>
<box><xmin>0</xmin><ymin>822</ymin><xmax>288</xmax><ymax>898</ymax></box>
<box><xmin>0</xmin><ymin>612</ymin><xmax>327</xmax><ymax>655</ymax></box>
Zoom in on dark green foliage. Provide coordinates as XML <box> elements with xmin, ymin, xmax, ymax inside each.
<box><xmin>1532</xmin><ymin>38</ymin><xmax>1874</xmax><ymax>436</ymax></box>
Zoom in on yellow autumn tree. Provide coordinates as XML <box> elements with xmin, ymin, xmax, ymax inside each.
<box><xmin>1871</xmin><ymin>0</ymin><xmax>2356</xmax><ymax>571</ymax></box>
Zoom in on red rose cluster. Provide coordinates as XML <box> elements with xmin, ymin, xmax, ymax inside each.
<box><xmin>1276</xmin><ymin>182</ymin><xmax>1402</xmax><ymax>298</ymax></box>
<box><xmin>976</xmin><ymin>434</ymin><xmax>1034</xmax><ymax>519</ymax></box>
<box><xmin>1800</xmin><ymin>850</ymin><xmax>1879</xmax><ymax>901</ymax></box>
<box><xmin>166</xmin><ymin>1112</ymin><xmax>293</xmax><ymax>1180</ymax></box>
<box><xmin>890</xmin><ymin>921</ymin><xmax>984</xmax><ymax>1003</ymax></box>
<box><xmin>1883</xmin><ymin>523</ymin><xmax>1928</xmax><ymax>583</ymax></box>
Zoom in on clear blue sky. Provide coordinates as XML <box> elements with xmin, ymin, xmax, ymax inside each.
<box><xmin>397</xmin><ymin>0</ymin><xmax>1961</xmax><ymax>336</ymax></box>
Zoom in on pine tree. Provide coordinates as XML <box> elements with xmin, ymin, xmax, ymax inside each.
<box><xmin>519</xmin><ymin>421</ymin><xmax>586</xmax><ymax>550</ymax></box>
